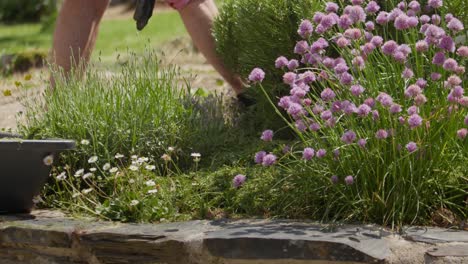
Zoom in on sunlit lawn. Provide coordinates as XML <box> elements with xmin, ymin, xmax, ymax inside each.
<box><xmin>0</xmin><ymin>10</ymin><xmax>187</xmax><ymax>63</ymax></box>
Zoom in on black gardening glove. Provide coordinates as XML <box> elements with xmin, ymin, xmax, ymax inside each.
<box><xmin>134</xmin><ymin>0</ymin><xmax>156</xmax><ymax>31</ymax></box>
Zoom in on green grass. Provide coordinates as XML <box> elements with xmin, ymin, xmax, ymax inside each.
<box><xmin>0</xmin><ymin>11</ymin><xmax>186</xmax><ymax>61</ymax></box>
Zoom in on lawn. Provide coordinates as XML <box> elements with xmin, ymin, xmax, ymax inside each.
<box><xmin>0</xmin><ymin>10</ymin><xmax>187</xmax><ymax>62</ymax></box>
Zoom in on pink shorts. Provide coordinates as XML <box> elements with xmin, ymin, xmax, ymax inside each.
<box><xmin>166</xmin><ymin>0</ymin><xmax>191</xmax><ymax>10</ymax></box>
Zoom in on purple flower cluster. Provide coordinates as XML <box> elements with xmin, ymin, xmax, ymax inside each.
<box><xmin>251</xmin><ymin>0</ymin><xmax>467</xmax><ymax>188</ymax></box>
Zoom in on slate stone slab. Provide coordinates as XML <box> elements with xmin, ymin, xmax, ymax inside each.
<box><xmin>204</xmin><ymin>220</ymin><xmax>389</xmax><ymax>263</ymax></box>
<box><xmin>1</xmin><ymin>211</ymin><xmax>468</xmax><ymax>264</ymax></box>
<box><xmin>403</xmin><ymin>227</ymin><xmax>468</xmax><ymax>244</ymax></box>
<box><xmin>426</xmin><ymin>245</ymin><xmax>468</xmax><ymax>257</ymax></box>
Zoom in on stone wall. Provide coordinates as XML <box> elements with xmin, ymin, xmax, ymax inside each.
<box><xmin>0</xmin><ymin>211</ymin><xmax>467</xmax><ymax>264</ymax></box>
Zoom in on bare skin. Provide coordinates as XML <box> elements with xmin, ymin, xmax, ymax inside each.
<box><xmin>51</xmin><ymin>0</ymin><xmax>243</xmax><ymax>94</ymax></box>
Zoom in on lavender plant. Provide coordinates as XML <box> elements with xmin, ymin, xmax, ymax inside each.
<box><xmin>250</xmin><ymin>0</ymin><xmax>467</xmax><ymax>226</ymax></box>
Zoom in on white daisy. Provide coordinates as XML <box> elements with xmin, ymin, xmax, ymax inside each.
<box><xmin>43</xmin><ymin>154</ymin><xmax>54</xmax><ymax>166</ymax></box>
<box><xmin>56</xmin><ymin>172</ymin><xmax>67</xmax><ymax>180</ymax></box>
<box><xmin>147</xmin><ymin>189</ymin><xmax>158</xmax><ymax>194</ymax></box>
<box><xmin>80</xmin><ymin>139</ymin><xmax>90</xmax><ymax>145</ymax></box>
<box><xmin>83</xmin><ymin>173</ymin><xmax>93</xmax><ymax>179</ymax></box>
<box><xmin>102</xmin><ymin>163</ymin><xmax>111</xmax><ymax>171</ymax></box>
<box><xmin>130</xmin><ymin>200</ymin><xmax>139</xmax><ymax>206</ymax></box>
<box><xmin>88</xmin><ymin>156</ymin><xmax>98</xmax><ymax>163</ymax></box>
<box><xmin>145</xmin><ymin>180</ymin><xmax>156</xmax><ymax>187</ymax></box>
<box><xmin>74</xmin><ymin>169</ymin><xmax>84</xmax><ymax>177</ymax></box>
<box><xmin>115</xmin><ymin>153</ymin><xmax>124</xmax><ymax>159</ymax></box>
<box><xmin>109</xmin><ymin>167</ymin><xmax>118</xmax><ymax>173</ymax></box>
<box><xmin>129</xmin><ymin>165</ymin><xmax>139</xmax><ymax>171</ymax></box>
<box><xmin>145</xmin><ymin>165</ymin><xmax>156</xmax><ymax>171</ymax></box>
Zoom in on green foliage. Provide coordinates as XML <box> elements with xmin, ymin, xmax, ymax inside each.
<box><xmin>0</xmin><ymin>0</ymin><xmax>57</xmax><ymax>23</ymax></box>
<box><xmin>213</xmin><ymin>0</ymin><xmax>321</xmax><ymax>133</ymax></box>
<box><xmin>20</xmin><ymin>50</ymin><xmax>232</xmax><ymax>170</ymax></box>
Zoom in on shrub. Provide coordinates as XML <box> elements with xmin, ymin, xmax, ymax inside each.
<box><xmin>213</xmin><ymin>0</ymin><xmax>322</xmax><ymax>132</ymax></box>
<box><xmin>250</xmin><ymin>0</ymin><xmax>468</xmax><ymax>226</ymax></box>
<box><xmin>0</xmin><ymin>0</ymin><xmax>57</xmax><ymax>23</ymax></box>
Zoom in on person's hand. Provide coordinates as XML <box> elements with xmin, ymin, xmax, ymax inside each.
<box><xmin>134</xmin><ymin>0</ymin><xmax>156</xmax><ymax>31</ymax></box>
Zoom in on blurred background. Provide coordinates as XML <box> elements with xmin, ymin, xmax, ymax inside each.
<box><xmin>0</xmin><ymin>0</ymin><xmax>228</xmax><ymax>130</ymax></box>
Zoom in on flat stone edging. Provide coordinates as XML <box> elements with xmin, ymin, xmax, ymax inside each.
<box><xmin>0</xmin><ymin>211</ymin><xmax>467</xmax><ymax>264</ymax></box>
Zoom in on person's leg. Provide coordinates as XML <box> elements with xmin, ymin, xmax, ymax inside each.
<box><xmin>51</xmin><ymin>0</ymin><xmax>109</xmax><ymax>74</ymax></box>
<box><xmin>177</xmin><ymin>0</ymin><xmax>244</xmax><ymax>95</ymax></box>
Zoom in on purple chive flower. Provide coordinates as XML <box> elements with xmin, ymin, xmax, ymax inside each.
<box><xmin>321</xmin><ymin>88</ymin><xmax>336</xmax><ymax>101</ymax></box>
<box><xmin>340</xmin><ymin>72</ymin><xmax>354</xmax><ymax>85</ymax></box>
<box><xmin>312</xmin><ymin>103</ymin><xmax>324</xmax><ymax>114</ymax></box>
<box><xmin>333</xmin><ymin>149</ymin><xmax>340</xmax><ymax>158</ymax></box>
<box><xmin>255</xmin><ymin>151</ymin><xmax>267</xmax><ymax>164</ymax></box>
<box><xmin>344</xmin><ymin>28</ymin><xmax>362</xmax><ymax>40</ymax></box>
<box><xmin>376</xmin><ymin>92</ymin><xmax>394</xmax><ymax>107</ymax></box>
<box><xmin>398</xmin><ymin>116</ymin><xmax>406</xmax><ymax>124</ymax></box>
<box><xmin>321</xmin><ymin>110</ymin><xmax>333</xmax><ymax>121</ymax></box>
<box><xmin>336</xmin><ymin>37</ymin><xmax>351</xmax><ymax>47</ymax></box>
<box><xmin>303</xmin><ymin>98</ymin><xmax>312</xmax><ymax>106</ymax></box>
<box><xmin>402</xmin><ymin>68</ymin><xmax>414</xmax><ymax>79</ymax></box>
<box><xmin>375</xmin><ymin>129</ymin><xmax>389</xmax><ymax>139</ymax></box>
<box><xmin>298</xmin><ymin>19</ymin><xmax>314</xmax><ymax>38</ymax></box>
<box><xmin>338</xmin><ymin>14</ymin><xmax>353</xmax><ymax>29</ymax></box>
<box><xmin>394</xmin><ymin>14</ymin><xmax>410</xmax><ymax>30</ymax></box>
<box><xmin>294</xmin><ymin>41</ymin><xmax>309</xmax><ymax>54</ymax></box>
<box><xmin>345</xmin><ymin>175</ymin><xmax>354</xmax><ymax>185</ymax></box>
<box><xmin>249</xmin><ymin>68</ymin><xmax>265</xmax><ymax>83</ymax></box>
<box><xmin>283</xmin><ymin>72</ymin><xmax>297</xmax><ymax>85</ymax></box>
<box><xmin>393</xmin><ymin>51</ymin><xmax>407</xmax><ymax>62</ymax></box>
<box><xmin>408</xmin><ymin>114</ymin><xmax>423</xmax><ymax>128</ymax></box>
<box><xmin>439</xmin><ymin>36</ymin><xmax>455</xmax><ymax>52</ymax></box>
<box><xmin>443</xmin><ymin>58</ymin><xmax>458</xmax><ymax>72</ymax></box>
<box><xmin>287</xmin><ymin>103</ymin><xmax>304</xmax><ymax>116</ymax></box>
<box><xmin>352</xmin><ymin>56</ymin><xmax>365</xmax><ymax>70</ymax></box>
<box><xmin>295</xmin><ymin>120</ymin><xmax>307</xmax><ymax>132</ymax></box>
<box><xmin>346</xmin><ymin>5</ymin><xmax>366</xmax><ymax>23</ymax></box>
<box><xmin>405</xmin><ymin>84</ymin><xmax>422</xmax><ymax>98</ymax></box>
<box><xmin>261</xmin><ymin>130</ymin><xmax>274</xmax><ymax>142</ymax></box>
<box><xmin>452</xmin><ymin>86</ymin><xmax>464</xmax><ymax>98</ymax></box>
<box><xmin>415</xmin><ymin>94</ymin><xmax>428</xmax><ymax>106</ymax></box>
<box><xmin>371</xmin><ymin>36</ymin><xmax>383</xmax><ymax>47</ymax></box>
<box><xmin>325</xmin><ymin>2</ymin><xmax>339</xmax><ymax>13</ymax></box>
<box><xmin>415</xmin><ymin>40</ymin><xmax>428</xmax><ymax>52</ymax></box>
<box><xmin>372</xmin><ymin>110</ymin><xmax>380</xmax><ymax>120</ymax></box>
<box><xmin>350</xmin><ymin>85</ymin><xmax>365</xmax><ymax>96</ymax></box>
<box><xmin>408</xmin><ymin>1</ymin><xmax>421</xmax><ymax>12</ymax></box>
<box><xmin>316</xmin><ymin>149</ymin><xmax>327</xmax><ymax>158</ymax></box>
<box><xmin>351</xmin><ymin>0</ymin><xmax>364</xmax><ymax>5</ymax></box>
<box><xmin>457</xmin><ymin>129</ymin><xmax>468</xmax><ymax>140</ymax></box>
<box><xmin>407</xmin><ymin>16</ymin><xmax>419</xmax><ymax>27</ymax></box>
<box><xmin>302</xmin><ymin>147</ymin><xmax>315</xmax><ymax>160</ymax></box>
<box><xmin>390</xmin><ymin>104</ymin><xmax>402</xmax><ymax>114</ymax></box>
<box><xmin>233</xmin><ymin>174</ymin><xmax>247</xmax><ymax>188</ymax></box>
<box><xmin>428</xmin><ymin>0</ymin><xmax>443</xmax><ymax>9</ymax></box>
<box><xmin>275</xmin><ymin>56</ymin><xmax>289</xmax><ymax>68</ymax></box>
<box><xmin>406</xmin><ymin>142</ymin><xmax>418</xmax><ymax>153</ymax></box>
<box><xmin>364</xmin><ymin>98</ymin><xmax>375</xmax><ymax>108</ymax></box>
<box><xmin>357</xmin><ymin>104</ymin><xmax>372</xmax><ymax>117</ymax></box>
<box><xmin>459</xmin><ymin>97</ymin><xmax>468</xmax><ymax>107</ymax></box>
<box><xmin>431</xmin><ymin>72</ymin><xmax>442</xmax><ymax>81</ymax></box>
<box><xmin>365</xmin><ymin>21</ymin><xmax>375</xmax><ymax>31</ymax></box>
<box><xmin>358</xmin><ymin>138</ymin><xmax>367</xmax><ymax>148</ymax></box>
<box><xmin>457</xmin><ymin>46</ymin><xmax>468</xmax><ymax>57</ymax></box>
<box><xmin>288</xmin><ymin>59</ymin><xmax>299</xmax><ymax>71</ymax></box>
<box><xmin>407</xmin><ymin>106</ymin><xmax>419</xmax><ymax>115</ymax></box>
<box><xmin>420</xmin><ymin>15</ymin><xmax>430</xmax><ymax>24</ymax></box>
<box><xmin>331</xmin><ymin>175</ymin><xmax>339</xmax><ymax>184</ymax></box>
<box><xmin>334</xmin><ymin>63</ymin><xmax>349</xmax><ymax>74</ymax></box>
<box><xmin>310</xmin><ymin>122</ymin><xmax>321</xmax><ymax>131</ymax></box>
<box><xmin>262</xmin><ymin>153</ymin><xmax>277</xmax><ymax>166</ymax></box>
<box><xmin>341</xmin><ymin>130</ymin><xmax>357</xmax><ymax>144</ymax></box>
<box><xmin>416</xmin><ymin>78</ymin><xmax>428</xmax><ymax>89</ymax></box>
<box><xmin>448</xmin><ymin>18</ymin><xmax>464</xmax><ymax>32</ymax></box>
<box><xmin>366</xmin><ymin>1</ymin><xmax>380</xmax><ymax>13</ymax></box>
<box><xmin>382</xmin><ymin>40</ymin><xmax>398</xmax><ymax>55</ymax></box>
<box><xmin>447</xmin><ymin>75</ymin><xmax>462</xmax><ymax>87</ymax></box>
<box><xmin>376</xmin><ymin>11</ymin><xmax>389</xmax><ymax>24</ymax></box>
<box><xmin>432</xmin><ymin>52</ymin><xmax>446</xmax><ymax>66</ymax></box>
